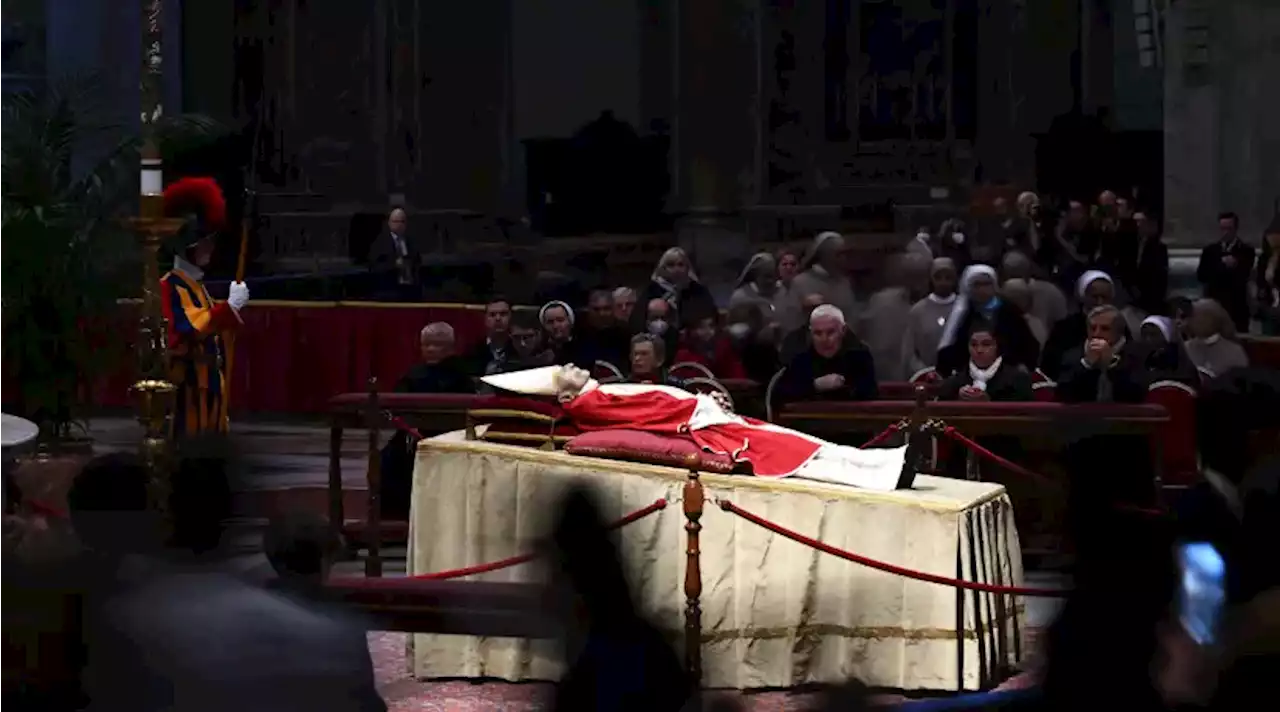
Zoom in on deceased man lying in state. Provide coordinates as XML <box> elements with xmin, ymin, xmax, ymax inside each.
<box><xmin>482</xmin><ymin>365</ymin><xmax>913</xmax><ymax>491</ymax></box>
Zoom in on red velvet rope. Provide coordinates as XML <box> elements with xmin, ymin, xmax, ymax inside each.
<box><xmin>716</xmin><ymin>499</ymin><xmax>1066</xmax><ymax>597</ymax></box>
<box><xmin>386</xmin><ymin>413</ymin><xmax>424</xmax><ymax>440</ymax></box>
<box><xmin>858</xmin><ymin>422</ymin><xmax>901</xmax><ymax>449</ymax></box>
<box><xmin>407</xmin><ymin>498</ymin><xmax>668</xmax><ymax>580</ymax></box>
<box><xmin>940</xmin><ymin>426</ymin><xmax>1055</xmax><ymax>487</ymax></box>
<box><xmin>940</xmin><ymin>426</ymin><xmax>1168</xmax><ymax>517</ymax></box>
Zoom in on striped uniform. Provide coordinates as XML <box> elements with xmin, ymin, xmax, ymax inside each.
<box><xmin>160</xmin><ymin>269</ymin><xmax>242</xmax><ymax>437</ymax></box>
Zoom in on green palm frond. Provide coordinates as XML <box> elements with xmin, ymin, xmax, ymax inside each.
<box><xmin>1</xmin><ymin>73</ymin><xmax>230</xmax><ymax>439</ymax></box>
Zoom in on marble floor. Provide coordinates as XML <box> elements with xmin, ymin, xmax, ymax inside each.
<box><xmin>81</xmin><ymin>417</ymin><xmax>1065</xmax><ymax>707</ymax></box>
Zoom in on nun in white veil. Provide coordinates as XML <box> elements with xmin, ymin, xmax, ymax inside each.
<box><xmin>729</xmin><ymin>252</ymin><xmax>793</xmax><ymax>326</ymax></box>
<box><xmin>788</xmin><ymin>231</ymin><xmax>859</xmax><ymax>330</ymax></box>
<box><xmin>935</xmin><ymin>264</ymin><xmax>1040</xmax><ymax>377</ymax></box>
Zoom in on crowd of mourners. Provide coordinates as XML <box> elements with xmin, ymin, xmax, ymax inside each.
<box><xmin>4</xmin><ymin>409</ymin><xmax>1278</xmax><ymax>711</ymax></box>
<box><xmin>390</xmin><ymin>190</ymin><xmax>1276</xmax><ymax>414</ymax></box>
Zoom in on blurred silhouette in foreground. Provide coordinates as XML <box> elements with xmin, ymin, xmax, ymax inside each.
<box><xmin>70</xmin><ymin>452</ymin><xmax>385</xmax><ymax>712</ymax></box>
<box><xmin>547</xmin><ymin>485</ymin><xmax>693</xmax><ymax>712</ymax></box>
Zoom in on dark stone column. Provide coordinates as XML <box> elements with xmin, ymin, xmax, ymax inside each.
<box><xmin>672</xmin><ymin>0</ymin><xmax>761</xmax><ymax>211</ymax></box>
<box><xmin>671</xmin><ymin>0</ymin><xmax>762</xmax><ymax>298</ymax></box>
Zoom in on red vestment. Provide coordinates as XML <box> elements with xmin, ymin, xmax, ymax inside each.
<box><xmin>563</xmin><ymin>387</ymin><xmax>821</xmax><ymax>477</ymax></box>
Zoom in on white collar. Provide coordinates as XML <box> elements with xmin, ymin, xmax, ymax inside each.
<box><xmin>172</xmin><ymin>255</ymin><xmax>204</xmax><ymax>282</ymax></box>
<box><xmin>968</xmin><ymin>357</ymin><xmax>1002</xmax><ymax>390</ymax></box>
<box><xmin>927</xmin><ymin>292</ymin><xmax>957</xmax><ymax>305</ymax></box>
<box><xmin>1200</xmin><ymin>334</ymin><xmax>1222</xmax><ymax>346</ymax></box>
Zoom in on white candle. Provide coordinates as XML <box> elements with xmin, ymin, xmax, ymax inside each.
<box><xmin>141</xmin><ymin>159</ymin><xmax>163</xmax><ymax>195</ymax></box>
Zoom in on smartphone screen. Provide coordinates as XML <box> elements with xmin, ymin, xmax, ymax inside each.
<box><xmin>1176</xmin><ymin>542</ymin><xmax>1227</xmax><ymax>646</ymax></box>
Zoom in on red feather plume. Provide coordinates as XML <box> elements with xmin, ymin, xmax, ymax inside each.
<box><xmin>162</xmin><ymin>177</ymin><xmax>227</xmax><ymax>232</ymax></box>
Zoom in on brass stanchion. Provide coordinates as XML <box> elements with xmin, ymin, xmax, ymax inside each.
<box><xmin>130</xmin><ymin>1</ymin><xmax>180</xmax><ymax>519</ymax></box>
<box><xmin>126</xmin><ymin>146</ymin><xmax>185</xmax><ymax>516</ymax></box>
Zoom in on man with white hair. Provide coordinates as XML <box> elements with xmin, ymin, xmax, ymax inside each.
<box><xmin>777</xmin><ymin>304</ymin><xmax>878</xmax><ymax>403</ymax></box>
<box><xmin>1056</xmin><ymin>305</ymin><xmax>1145</xmax><ymax>404</ymax></box>
<box><xmin>483</xmin><ymin>362</ymin><xmax>911</xmax><ymax>491</ymax></box>
<box><xmin>382</xmin><ymin>321</ymin><xmax>473</xmax><ymax>517</ymax></box>
<box><xmin>393</xmin><ymin>322</ymin><xmax>473</xmax><ymax>394</ymax></box>
<box><xmin>611</xmin><ymin>287</ymin><xmax>637</xmax><ymax>323</ymax></box>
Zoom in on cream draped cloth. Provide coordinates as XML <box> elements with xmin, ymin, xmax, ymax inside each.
<box><xmin>407</xmin><ymin>435</ymin><xmax>1026</xmax><ymax>691</ymax></box>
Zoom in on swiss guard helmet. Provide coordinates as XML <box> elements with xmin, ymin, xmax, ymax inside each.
<box><xmin>161</xmin><ymin>177</ymin><xmax>227</xmax><ymax>266</ymax></box>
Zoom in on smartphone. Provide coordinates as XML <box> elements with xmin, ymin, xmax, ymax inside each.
<box><xmin>1176</xmin><ymin>541</ymin><xmax>1227</xmax><ymax>646</ymax></box>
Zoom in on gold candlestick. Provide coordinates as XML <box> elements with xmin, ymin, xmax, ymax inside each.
<box><xmin>132</xmin><ymin>0</ymin><xmax>179</xmax><ymax>520</ymax></box>
<box><xmin>126</xmin><ymin>147</ymin><xmax>186</xmax><ymax>515</ymax></box>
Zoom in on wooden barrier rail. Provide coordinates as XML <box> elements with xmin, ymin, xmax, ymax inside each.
<box><xmin>324</xmin><ymin>459</ymin><xmax>709</xmax><ymax>682</ymax></box>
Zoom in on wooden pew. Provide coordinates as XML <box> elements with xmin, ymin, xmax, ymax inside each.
<box><xmin>777</xmin><ymin>399</ymin><xmax>1169</xmax><ymax>438</ymax></box>
<box><xmin>321</xmin><ymin>578</ymin><xmax>556</xmax><ymax>638</ymax></box>
<box><xmin>778</xmin><ymin>396</ymin><xmax>1171</xmax><ymax>562</ymax></box>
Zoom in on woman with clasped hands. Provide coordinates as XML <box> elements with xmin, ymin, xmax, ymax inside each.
<box><xmin>937</xmin><ymin>327</ymin><xmax>1033</xmax><ymax>403</ymax></box>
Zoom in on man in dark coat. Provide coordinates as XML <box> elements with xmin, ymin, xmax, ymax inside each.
<box><xmin>366</xmin><ymin>207</ymin><xmax>420</xmax><ymax>301</ymax></box>
<box><xmin>1196</xmin><ymin>211</ymin><xmax>1257</xmax><ymax>332</ymax></box>
<box><xmin>776</xmin><ymin>305</ymin><xmax>878</xmax><ymax>403</ymax></box>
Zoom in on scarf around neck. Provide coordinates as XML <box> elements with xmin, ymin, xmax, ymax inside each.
<box><xmin>968</xmin><ymin>357</ymin><xmax>1003</xmax><ymax>392</ymax></box>
<box><xmin>652</xmin><ymin>276</ymin><xmax>682</xmax><ymax>305</ymax></box>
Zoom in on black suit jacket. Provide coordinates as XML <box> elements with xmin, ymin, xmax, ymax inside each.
<box><xmin>1056</xmin><ymin>346</ymin><xmax>1148</xmax><ymax>404</ymax></box>
<box><xmin>394</xmin><ymin>357</ymin><xmax>475</xmax><ymax>394</ymax></box>
<box><xmin>1130</xmin><ymin>235</ymin><xmax>1169</xmax><ymax>315</ymax></box>
<box><xmin>1197</xmin><ymin>239</ymin><xmax>1256</xmax><ymax>330</ymax></box>
<box><xmin>366</xmin><ymin>231</ymin><xmax>420</xmax><ymax>296</ymax></box>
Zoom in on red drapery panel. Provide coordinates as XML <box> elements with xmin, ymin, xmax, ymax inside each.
<box><xmin>93</xmin><ymin>302</ymin><xmax>491</xmax><ymax>414</ymax></box>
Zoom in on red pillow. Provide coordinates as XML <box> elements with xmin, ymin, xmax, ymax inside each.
<box><xmin>564</xmin><ymin>430</ymin><xmax>740</xmax><ymax>474</ymax></box>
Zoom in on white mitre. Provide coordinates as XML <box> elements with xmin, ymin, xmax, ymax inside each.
<box><xmin>481</xmin><ymin>365</ymin><xmax>598</xmax><ymax>397</ymax></box>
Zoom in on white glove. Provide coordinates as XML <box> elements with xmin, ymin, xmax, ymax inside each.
<box><xmin>813</xmin><ymin>373</ymin><xmax>846</xmax><ymax>392</ymax></box>
<box><xmin>228</xmin><ymin>281</ymin><xmax>250</xmax><ymax>311</ymax></box>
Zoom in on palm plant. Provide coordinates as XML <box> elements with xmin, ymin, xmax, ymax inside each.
<box><xmin>2</xmin><ymin>75</ymin><xmax>226</xmax><ymax>443</ymax></box>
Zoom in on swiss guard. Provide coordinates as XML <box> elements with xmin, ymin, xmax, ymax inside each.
<box><xmin>160</xmin><ymin>177</ymin><xmax>251</xmax><ymax>437</ymax></box>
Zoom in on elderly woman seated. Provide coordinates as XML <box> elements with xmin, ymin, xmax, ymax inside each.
<box><xmin>936</xmin><ymin>326</ymin><xmax>1034</xmax><ymax>402</ymax></box>
<box><xmin>776</xmin><ymin>304</ymin><xmax>878</xmax><ymax>403</ymax></box>
<box><xmin>1184</xmin><ymin>298</ymin><xmax>1250</xmax><ymax>380</ymax></box>
<box><xmin>1136</xmin><ymin>315</ymin><xmax>1199</xmax><ymax>388</ymax></box>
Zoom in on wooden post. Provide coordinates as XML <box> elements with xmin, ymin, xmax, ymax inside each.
<box><xmin>682</xmin><ymin>454</ymin><xmax>704</xmax><ymax>683</ymax></box>
<box><xmin>328</xmin><ymin>421</ymin><xmax>345</xmax><ymax>557</ymax></box>
<box><xmin>365</xmin><ymin>377</ymin><xmax>383</xmax><ymax>578</ymax></box>
<box><xmin>897</xmin><ymin>385</ymin><xmax>932</xmax><ymax>488</ymax></box>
